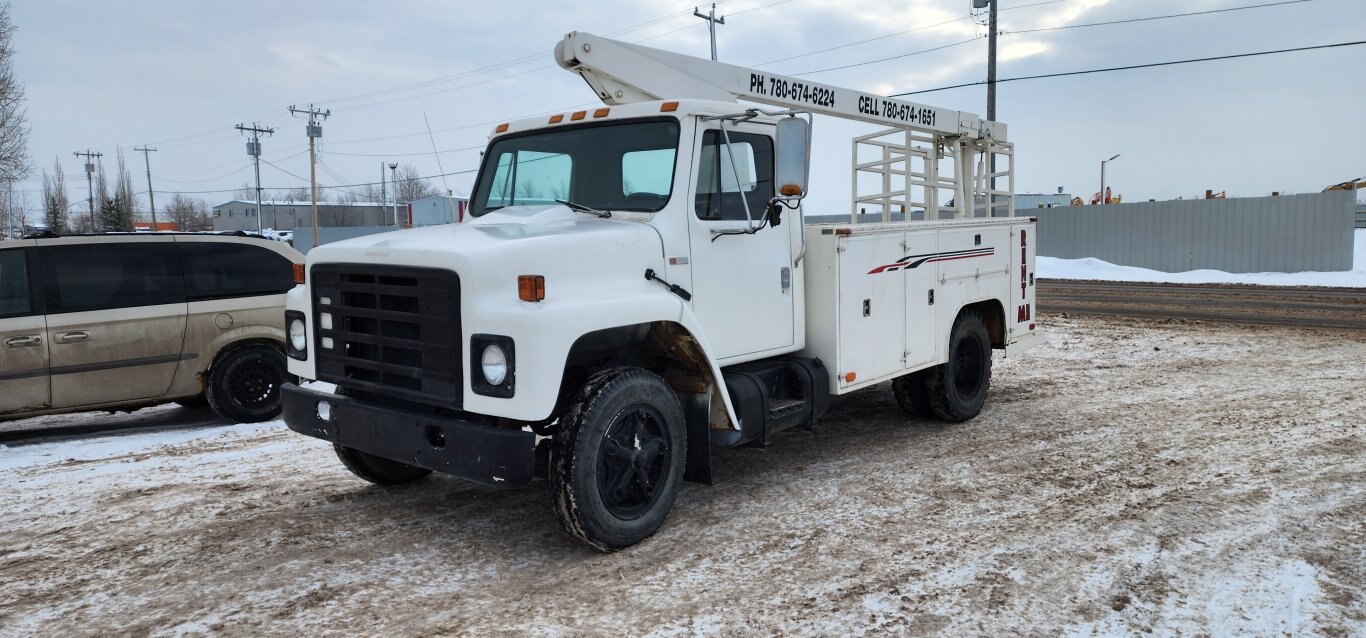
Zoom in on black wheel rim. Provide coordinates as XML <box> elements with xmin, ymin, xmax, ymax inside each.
<box><xmin>953</xmin><ymin>333</ymin><xmax>986</xmax><ymax>398</ymax></box>
<box><xmin>229</xmin><ymin>359</ymin><xmax>280</xmax><ymax>407</ymax></box>
<box><xmin>597</xmin><ymin>403</ymin><xmax>672</xmax><ymax>520</ymax></box>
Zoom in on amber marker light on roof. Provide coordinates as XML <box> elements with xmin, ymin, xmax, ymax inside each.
<box><xmin>660</xmin><ymin>101</ymin><xmax>679</xmax><ymax>112</ymax></box>
<box><xmin>570</xmin><ymin>111</ymin><xmax>587</xmax><ymax>121</ymax></box>
<box><xmin>593</xmin><ymin>108</ymin><xmax>610</xmax><ymax>118</ymax></box>
<box><xmin>518</xmin><ymin>275</ymin><xmax>545</xmax><ymax>302</ymax></box>
<box><xmin>495</xmin><ymin>123</ymin><xmax>509</xmax><ymax>133</ymax></box>
<box><xmin>548</xmin><ymin>114</ymin><xmax>564</xmax><ymax>123</ymax></box>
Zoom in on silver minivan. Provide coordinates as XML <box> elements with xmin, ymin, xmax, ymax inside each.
<box><xmin>0</xmin><ymin>233</ymin><xmax>302</xmax><ymax>423</ymax></box>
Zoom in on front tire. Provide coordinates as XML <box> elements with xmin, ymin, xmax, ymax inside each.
<box><xmin>205</xmin><ymin>344</ymin><xmax>287</xmax><ymax>423</ymax></box>
<box><xmin>924</xmin><ymin>310</ymin><xmax>992</xmax><ymax>422</ymax></box>
<box><xmin>334</xmin><ymin>445</ymin><xmax>432</xmax><ymax>486</ymax></box>
<box><xmin>550</xmin><ymin>367</ymin><xmax>686</xmax><ymax>552</ymax></box>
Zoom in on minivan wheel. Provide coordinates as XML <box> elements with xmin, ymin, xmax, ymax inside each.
<box><xmin>206</xmin><ymin>344</ymin><xmax>288</xmax><ymax>423</ymax></box>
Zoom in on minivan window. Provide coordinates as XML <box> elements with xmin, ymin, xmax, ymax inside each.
<box><xmin>39</xmin><ymin>243</ymin><xmax>185</xmax><ymax>314</ymax></box>
<box><xmin>178</xmin><ymin>242</ymin><xmax>293</xmax><ymax>300</ymax></box>
<box><xmin>0</xmin><ymin>249</ymin><xmax>31</xmax><ymax>317</ymax></box>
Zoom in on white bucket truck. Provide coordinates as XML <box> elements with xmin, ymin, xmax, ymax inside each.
<box><xmin>281</xmin><ymin>31</ymin><xmax>1040</xmax><ymax>551</ymax></box>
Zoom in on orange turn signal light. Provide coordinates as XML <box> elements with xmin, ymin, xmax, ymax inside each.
<box><xmin>518</xmin><ymin>275</ymin><xmax>545</xmax><ymax>302</ymax></box>
<box><xmin>548</xmin><ymin>114</ymin><xmax>564</xmax><ymax>124</ymax></box>
<box><xmin>844</xmin><ymin>372</ymin><xmax>857</xmax><ymax>383</ymax></box>
<box><xmin>495</xmin><ymin>123</ymin><xmax>509</xmax><ymax>133</ymax></box>
<box><xmin>292</xmin><ymin>263</ymin><xmax>305</xmax><ymax>284</ymax></box>
<box><xmin>780</xmin><ymin>184</ymin><xmax>803</xmax><ymax>197</ymax></box>
<box><xmin>660</xmin><ymin>101</ymin><xmax>679</xmax><ymax>112</ymax></box>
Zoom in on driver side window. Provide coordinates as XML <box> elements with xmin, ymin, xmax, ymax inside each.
<box><xmin>695</xmin><ymin>130</ymin><xmax>774</xmax><ymax>221</ymax></box>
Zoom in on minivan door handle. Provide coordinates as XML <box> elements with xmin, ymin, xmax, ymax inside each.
<box><xmin>3</xmin><ymin>335</ymin><xmax>41</xmax><ymax>348</ymax></box>
<box><xmin>56</xmin><ymin>331</ymin><xmax>90</xmax><ymax>344</ymax></box>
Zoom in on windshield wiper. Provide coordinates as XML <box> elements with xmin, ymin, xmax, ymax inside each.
<box><xmin>555</xmin><ymin>199</ymin><xmax>612</xmax><ymax>219</ymax></box>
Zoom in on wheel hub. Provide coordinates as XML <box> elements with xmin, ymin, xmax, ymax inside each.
<box><xmin>598</xmin><ymin>405</ymin><xmax>671</xmax><ymax>519</ymax></box>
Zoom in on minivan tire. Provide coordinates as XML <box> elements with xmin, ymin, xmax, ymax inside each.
<box><xmin>206</xmin><ymin>344</ymin><xmax>288</xmax><ymax>423</ymax></box>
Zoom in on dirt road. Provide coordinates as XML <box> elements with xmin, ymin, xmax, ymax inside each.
<box><xmin>2</xmin><ymin>315</ymin><xmax>1362</xmax><ymax>636</ymax></box>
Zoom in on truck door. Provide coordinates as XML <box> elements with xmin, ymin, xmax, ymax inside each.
<box><xmin>38</xmin><ymin>238</ymin><xmax>188</xmax><ymax>408</ymax></box>
<box><xmin>0</xmin><ymin>243</ymin><xmax>50</xmax><ymax>414</ymax></box>
<box><xmin>687</xmin><ymin>121</ymin><xmax>794</xmax><ymax>362</ymax></box>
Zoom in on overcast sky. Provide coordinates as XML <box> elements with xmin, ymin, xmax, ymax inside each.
<box><xmin>9</xmin><ymin>0</ymin><xmax>1365</xmax><ymax>218</ymax></box>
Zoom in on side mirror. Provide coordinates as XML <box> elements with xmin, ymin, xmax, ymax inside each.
<box><xmin>775</xmin><ymin>116</ymin><xmax>810</xmax><ymax>199</ymax></box>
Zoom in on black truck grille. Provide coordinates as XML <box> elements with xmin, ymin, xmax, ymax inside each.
<box><xmin>311</xmin><ymin>264</ymin><xmax>462</xmax><ymax>409</ymax></box>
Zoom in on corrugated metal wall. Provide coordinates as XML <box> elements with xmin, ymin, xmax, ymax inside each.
<box><xmin>1029</xmin><ymin>191</ymin><xmax>1355</xmax><ymax>273</ymax></box>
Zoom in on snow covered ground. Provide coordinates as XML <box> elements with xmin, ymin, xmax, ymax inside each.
<box><xmin>1038</xmin><ymin>229</ymin><xmax>1366</xmax><ymax>287</ymax></box>
<box><xmin>1</xmin><ymin>314</ymin><xmax>1362</xmax><ymax>636</ymax></box>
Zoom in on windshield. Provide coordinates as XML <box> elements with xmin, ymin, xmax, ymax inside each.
<box><xmin>470</xmin><ymin>119</ymin><xmax>680</xmax><ymax>217</ymax></box>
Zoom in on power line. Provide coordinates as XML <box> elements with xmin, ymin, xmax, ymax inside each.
<box><xmin>752</xmin><ymin>0</ymin><xmax>1061</xmax><ymax>69</ymax></box>
<box><xmin>792</xmin><ymin>36</ymin><xmax>983</xmax><ymax>76</ymax></box>
<box><xmin>1008</xmin><ymin>0</ymin><xmax>1313</xmax><ymax>35</ymax></box>
<box><xmin>790</xmin><ymin>0</ymin><xmax>1317</xmax><ymax>77</ymax></box>
<box><xmin>890</xmin><ymin>39</ymin><xmax>1366</xmax><ymax>97</ymax></box>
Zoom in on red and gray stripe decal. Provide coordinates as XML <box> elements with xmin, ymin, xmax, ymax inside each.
<box><xmin>867</xmin><ymin>247</ymin><xmax>995</xmax><ymax>274</ymax></box>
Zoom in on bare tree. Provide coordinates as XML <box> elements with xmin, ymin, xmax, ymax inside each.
<box><xmin>279</xmin><ymin>186</ymin><xmax>311</xmax><ymax>203</ymax></box>
<box><xmin>393</xmin><ymin>164</ymin><xmax>438</xmax><ymax>204</ymax></box>
<box><xmin>164</xmin><ymin>192</ymin><xmax>211</xmax><ymax>231</ymax></box>
<box><xmin>41</xmin><ymin>156</ymin><xmax>68</xmax><ymax>233</ymax></box>
<box><xmin>0</xmin><ymin>3</ymin><xmax>29</xmax><ymax>183</ymax></box>
<box><xmin>95</xmin><ymin>161</ymin><xmax>118</xmax><ymax>231</ymax></box>
<box><xmin>112</xmin><ymin>149</ymin><xmax>136</xmax><ymax>231</ymax></box>
<box><xmin>234</xmin><ymin>183</ymin><xmax>257</xmax><ymax>201</ymax></box>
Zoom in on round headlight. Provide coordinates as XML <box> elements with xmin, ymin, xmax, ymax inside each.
<box><xmin>481</xmin><ymin>344</ymin><xmax>508</xmax><ymax>385</ymax></box>
<box><xmin>289</xmin><ymin>318</ymin><xmax>307</xmax><ymax>352</ymax></box>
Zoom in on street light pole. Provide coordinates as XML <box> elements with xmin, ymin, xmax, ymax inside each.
<box><xmin>1100</xmin><ymin>153</ymin><xmax>1120</xmax><ymax>205</ymax></box>
<box><xmin>389</xmin><ymin>163</ymin><xmax>399</xmax><ymax>227</ymax></box>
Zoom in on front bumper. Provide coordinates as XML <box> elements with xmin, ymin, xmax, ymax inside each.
<box><xmin>282</xmin><ymin>383</ymin><xmax>536</xmax><ymax>487</ymax></box>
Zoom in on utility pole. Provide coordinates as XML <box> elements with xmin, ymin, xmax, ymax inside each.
<box><xmin>987</xmin><ymin>0</ymin><xmax>998</xmax><ymax>122</ymax></box>
<box><xmin>389</xmin><ymin>163</ymin><xmax>399</xmax><ymax>227</ymax></box>
<box><xmin>73</xmin><ymin>150</ymin><xmax>102</xmax><ymax>232</ymax></box>
<box><xmin>379</xmin><ymin>162</ymin><xmax>387</xmax><ymax>227</ymax></box>
<box><xmin>288</xmin><ymin>104</ymin><xmax>330</xmax><ymax>249</ymax></box>
<box><xmin>236</xmin><ymin>123</ymin><xmax>275</xmax><ymax>233</ymax></box>
<box><xmin>133</xmin><ymin>146</ymin><xmax>158</xmax><ymax>231</ymax></box>
<box><xmin>693</xmin><ymin>3</ymin><xmax>725</xmax><ymax>61</ymax></box>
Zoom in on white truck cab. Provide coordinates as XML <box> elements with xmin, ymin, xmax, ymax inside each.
<box><xmin>281</xmin><ymin>32</ymin><xmax>1039</xmax><ymax>551</ymax></box>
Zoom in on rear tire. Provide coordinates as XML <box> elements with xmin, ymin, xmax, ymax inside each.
<box><xmin>550</xmin><ymin>367</ymin><xmax>686</xmax><ymax>552</ymax></box>
<box><xmin>334</xmin><ymin>445</ymin><xmax>432</xmax><ymax>486</ymax></box>
<box><xmin>924</xmin><ymin>310</ymin><xmax>992</xmax><ymax>423</ymax></box>
<box><xmin>205</xmin><ymin>344</ymin><xmax>287</xmax><ymax>423</ymax></box>
<box><xmin>891</xmin><ymin>370</ymin><xmax>931</xmax><ymax>418</ymax></box>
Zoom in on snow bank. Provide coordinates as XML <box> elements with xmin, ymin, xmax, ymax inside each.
<box><xmin>1037</xmin><ymin>229</ymin><xmax>1366</xmax><ymax>287</ymax></box>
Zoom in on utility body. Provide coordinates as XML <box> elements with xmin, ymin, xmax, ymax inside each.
<box><xmin>281</xmin><ymin>31</ymin><xmax>1040</xmax><ymax>551</ymax></box>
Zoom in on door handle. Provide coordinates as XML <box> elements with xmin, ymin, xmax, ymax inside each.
<box><xmin>3</xmin><ymin>335</ymin><xmax>41</xmax><ymax>348</ymax></box>
<box><xmin>56</xmin><ymin>331</ymin><xmax>90</xmax><ymax>344</ymax></box>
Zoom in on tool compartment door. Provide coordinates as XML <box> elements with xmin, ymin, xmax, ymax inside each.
<box><xmin>900</xmin><ymin>228</ymin><xmax>940</xmax><ymax>369</ymax></box>
<box><xmin>835</xmin><ymin>232</ymin><xmax>906</xmax><ymax>390</ymax></box>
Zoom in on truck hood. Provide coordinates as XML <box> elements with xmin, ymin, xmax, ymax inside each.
<box><xmin>305</xmin><ymin>204</ymin><xmax>666</xmax><ymax>300</ymax></box>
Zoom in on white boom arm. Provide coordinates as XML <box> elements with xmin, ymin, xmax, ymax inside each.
<box><xmin>554</xmin><ymin>31</ymin><xmax>1005</xmax><ymax>142</ymax></box>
